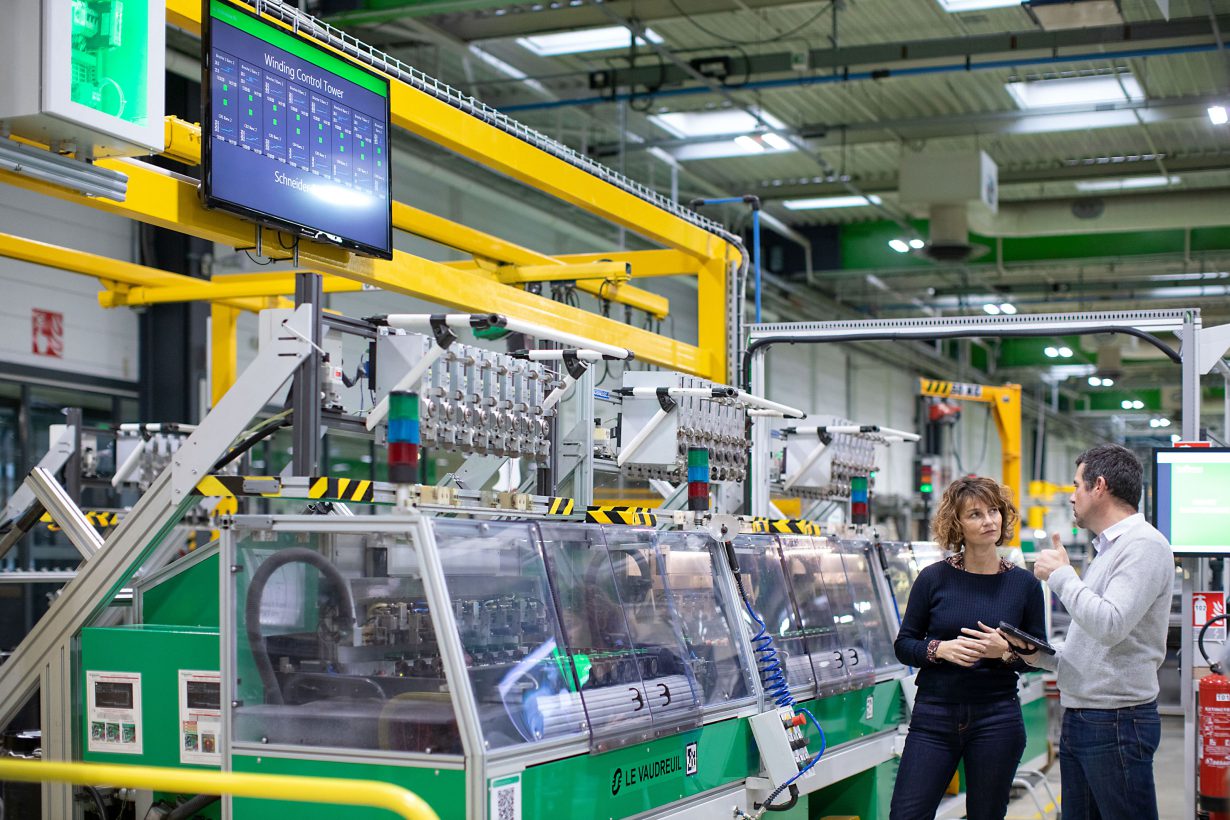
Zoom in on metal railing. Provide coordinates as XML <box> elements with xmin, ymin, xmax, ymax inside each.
<box><xmin>0</xmin><ymin>758</ymin><xmax>441</xmax><ymax>820</ymax></box>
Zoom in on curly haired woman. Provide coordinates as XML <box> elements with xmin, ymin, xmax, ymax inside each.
<box><xmin>890</xmin><ymin>476</ymin><xmax>1046</xmax><ymax>820</ymax></box>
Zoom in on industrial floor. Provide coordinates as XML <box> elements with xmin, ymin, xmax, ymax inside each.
<box><xmin>1003</xmin><ymin>714</ymin><xmax>1186</xmax><ymax>820</ymax></box>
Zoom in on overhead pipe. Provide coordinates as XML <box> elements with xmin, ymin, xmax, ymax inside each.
<box><xmin>502</xmin><ymin>44</ymin><xmax>1219</xmax><ymax>113</ymax></box>
<box><xmin>969</xmin><ymin>189</ymin><xmax>1230</xmax><ymax>237</ymax></box>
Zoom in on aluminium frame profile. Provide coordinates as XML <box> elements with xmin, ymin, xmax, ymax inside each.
<box><xmin>0</xmin><ymin>305</ymin><xmax>316</xmax><ymax>820</ymax></box>
<box><xmin>0</xmin><ymin>422</ymin><xmax>76</xmax><ymax>563</ymax></box>
<box><xmin>743</xmin><ymin>307</ymin><xmax>1228</xmax><ymax>820</ymax></box>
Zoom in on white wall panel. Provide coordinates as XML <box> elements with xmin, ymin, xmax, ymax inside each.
<box><xmin>0</xmin><ymin>187</ymin><xmax>138</xmax><ymax>383</ymax></box>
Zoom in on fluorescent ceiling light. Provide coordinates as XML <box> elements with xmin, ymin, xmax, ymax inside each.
<box><xmin>1121</xmin><ymin>400</ymin><xmax>1133</xmax><ymax>409</ymax></box>
<box><xmin>1006</xmin><ymin>110</ymin><xmax>1140</xmax><ymax>135</ymax></box>
<box><xmin>1006</xmin><ymin>74</ymin><xmax>1144</xmax><ymax>110</ymax></box>
<box><xmin>782</xmin><ymin>194</ymin><xmax>882</xmax><ymax>210</ymax></box>
<box><xmin>1102</xmin><ymin>377</ymin><xmax>1114</xmax><ymax>386</ymax></box>
<box><xmin>1044</xmin><ymin>346</ymin><xmax>1059</xmax><ymax>358</ymax></box>
<box><xmin>650</xmin><ymin>108</ymin><xmax>786</xmax><ymax>139</ymax></box>
<box><xmin>888</xmin><ymin>239</ymin><xmax>910</xmax><ymax>253</ymax></box>
<box><xmin>1075</xmin><ymin>175</ymin><xmax>1180</xmax><ymax>192</ymax></box>
<box><xmin>762</xmin><ymin>133</ymin><xmax>792</xmax><ymax>151</ymax></box>
<box><xmin>999</xmin><ymin>302</ymin><xmax>1017</xmax><ymax>315</ymax></box>
<box><xmin>1132</xmin><ymin>399</ymin><xmax>1145</xmax><ymax>409</ymax></box>
<box><xmin>1058</xmin><ymin>346</ymin><xmax>1074</xmax><ymax>358</ymax></box>
<box><xmin>1171</xmin><ymin>434</ymin><xmax>1182</xmax><ymax>443</ymax></box>
<box><xmin>983</xmin><ymin>303</ymin><xmax>1001</xmax><ymax>315</ymax></box>
<box><xmin>1089</xmin><ymin>376</ymin><xmax>1102</xmax><ymax>386</ymax></box>
<box><xmin>652</xmin><ymin>109</ymin><xmax>795</xmax><ymax>161</ymax></box>
<box><xmin>909</xmin><ymin>238</ymin><xmax>926</xmax><ymax>249</ymax></box>
<box><xmin>733</xmin><ymin>135</ymin><xmax>764</xmax><ymax>153</ymax></box>
<box><xmin>938</xmin><ymin>0</ymin><xmax>1023</xmax><ymax>9</ymax></box>
<box><xmin>1210</xmin><ymin>106</ymin><xmax>1229</xmax><ymax>125</ymax></box>
<box><xmin>517</xmin><ymin>25</ymin><xmax>662</xmax><ymax>56</ymax></box>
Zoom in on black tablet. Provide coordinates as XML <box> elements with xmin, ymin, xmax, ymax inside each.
<box><xmin>998</xmin><ymin>622</ymin><xmax>1057</xmax><ymax>656</ymax></box>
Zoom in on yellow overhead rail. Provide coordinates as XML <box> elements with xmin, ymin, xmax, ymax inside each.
<box><xmin>154</xmin><ymin>120</ymin><xmax>674</xmax><ymax>320</ymax></box>
<box><xmin>0</xmin><ymin>155</ymin><xmax>711</xmax><ymax>377</ymax></box>
<box><xmin>0</xmin><ymin>758</ymin><xmax>440</xmax><ymax>820</ymax></box>
<box><xmin>919</xmin><ymin>377</ymin><xmax>1023</xmax><ymax>545</ymax></box>
<box><xmin>0</xmin><ymin>231</ymin><xmax>285</xmax><ymax>313</ymax></box>
<box><xmin>151</xmin><ymin>0</ymin><xmax>734</xmax><ymax>378</ymax></box>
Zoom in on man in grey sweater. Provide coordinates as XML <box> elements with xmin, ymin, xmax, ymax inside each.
<box><xmin>1004</xmin><ymin>444</ymin><xmax>1174</xmax><ymax>820</ymax></box>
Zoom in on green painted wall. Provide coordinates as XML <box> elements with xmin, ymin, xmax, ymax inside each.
<box><xmin>838</xmin><ymin>221</ymin><xmax>1230</xmax><ymax>271</ymax></box>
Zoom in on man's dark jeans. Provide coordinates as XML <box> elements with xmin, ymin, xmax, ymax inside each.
<box><xmin>1060</xmin><ymin>700</ymin><xmax>1161</xmax><ymax>820</ymax></box>
<box><xmin>890</xmin><ymin>697</ymin><xmax>1027</xmax><ymax>820</ymax></box>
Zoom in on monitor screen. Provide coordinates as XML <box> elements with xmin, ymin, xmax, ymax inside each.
<box><xmin>1152</xmin><ymin>447</ymin><xmax>1230</xmax><ymax>554</ymax></box>
<box><xmin>202</xmin><ymin>0</ymin><xmax>392</xmax><ymax>258</ymax></box>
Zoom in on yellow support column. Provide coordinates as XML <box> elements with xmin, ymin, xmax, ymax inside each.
<box><xmin>990</xmin><ymin>384</ymin><xmax>1023</xmax><ymax>545</ymax></box>
<box><xmin>210</xmin><ymin>304</ymin><xmax>239</xmax><ymax>408</ymax></box>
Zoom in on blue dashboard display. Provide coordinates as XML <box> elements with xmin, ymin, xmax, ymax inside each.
<box><xmin>203</xmin><ymin>0</ymin><xmax>392</xmax><ymax>259</ymax></box>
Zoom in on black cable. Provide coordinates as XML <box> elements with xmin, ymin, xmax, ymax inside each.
<box><xmin>211</xmin><ymin>413</ymin><xmax>293</xmax><ymax>472</ymax></box>
<box><xmin>668</xmin><ymin>0</ymin><xmax>834</xmax><ymax>46</ymax></box>
<box><xmin>81</xmin><ymin>786</ymin><xmax>109</xmax><ymax>820</ymax></box>
<box><xmin>245</xmin><ymin>548</ymin><xmax>356</xmax><ymax>705</ymax></box>
<box><xmin>1199</xmin><ymin>613</ymin><xmax>1230</xmax><ymax>669</ymax></box>
<box><xmin>243</xmin><ymin>250</ymin><xmax>274</xmax><ymax>266</ymax></box>
<box><xmin>166</xmin><ymin>794</ymin><xmax>221</xmax><ymax>820</ymax></box>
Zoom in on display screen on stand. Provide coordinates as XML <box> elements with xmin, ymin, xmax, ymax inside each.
<box><xmin>1153</xmin><ymin>447</ymin><xmax>1230</xmax><ymax>554</ymax></box>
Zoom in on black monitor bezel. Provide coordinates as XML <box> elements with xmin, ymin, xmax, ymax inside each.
<box><xmin>200</xmin><ymin>0</ymin><xmax>393</xmax><ymax>260</ymax></box>
<box><xmin>1151</xmin><ymin>445</ymin><xmax>1230</xmax><ymax>555</ymax></box>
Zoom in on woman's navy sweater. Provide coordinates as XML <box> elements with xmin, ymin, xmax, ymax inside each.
<box><xmin>895</xmin><ymin>560</ymin><xmax>1046</xmax><ymax>703</ymax></box>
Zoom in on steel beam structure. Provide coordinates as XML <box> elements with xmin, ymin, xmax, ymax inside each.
<box><xmin>162</xmin><ymin>0</ymin><xmax>736</xmax><ymax>378</ymax></box>
<box><xmin>0</xmin><ymin>231</ymin><xmax>275</xmax><ymax>313</ymax></box>
<box><xmin>0</xmin><ymin>304</ymin><xmax>315</xmax><ymax>820</ymax></box>
<box><xmin>0</xmin><ymin>157</ymin><xmax>715</xmax><ymax>376</ymax></box>
<box><xmin>744</xmin><ymin>308</ymin><xmax>1230</xmax><ymax>820</ymax></box>
<box><xmin>500</xmin><ymin>15</ymin><xmax>1228</xmax><ymax>106</ymax></box>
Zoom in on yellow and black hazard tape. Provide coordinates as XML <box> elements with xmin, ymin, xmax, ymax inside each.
<box><xmin>747</xmin><ymin>517</ymin><xmax>817</xmax><ymax>535</ymax></box>
<box><xmin>40</xmin><ymin>510</ymin><xmax>121</xmax><ymax>532</ymax></box>
<box><xmin>194</xmin><ymin>475</ymin><xmax>280</xmax><ymax>498</ymax></box>
<box><xmin>194</xmin><ymin>475</ymin><xmax>373</xmax><ymax>503</ymax></box>
<box><xmin>585</xmin><ymin>506</ymin><xmax>658</xmax><ymax>526</ymax></box>
<box><xmin>546</xmin><ymin>496</ymin><xmax>575</xmax><ymax>515</ymax></box>
<box><xmin>306</xmin><ymin>476</ymin><xmax>374</xmax><ymax>503</ymax></box>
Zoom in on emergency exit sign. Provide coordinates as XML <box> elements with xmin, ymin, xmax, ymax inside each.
<box><xmin>31</xmin><ymin>308</ymin><xmax>63</xmax><ymax>358</ymax></box>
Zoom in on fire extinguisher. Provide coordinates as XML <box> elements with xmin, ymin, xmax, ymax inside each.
<box><xmin>1199</xmin><ymin>614</ymin><xmax>1230</xmax><ymax>820</ymax></box>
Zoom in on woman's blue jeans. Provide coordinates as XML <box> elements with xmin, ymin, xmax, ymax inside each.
<box><xmin>890</xmin><ymin>697</ymin><xmax>1027</xmax><ymax>820</ymax></box>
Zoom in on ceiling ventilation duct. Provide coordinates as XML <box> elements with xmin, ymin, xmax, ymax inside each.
<box><xmin>1025</xmin><ymin>0</ymin><xmax>1123</xmax><ymax>30</ymax></box>
<box><xmin>898</xmin><ymin>149</ymin><xmax>998</xmax><ymax>263</ymax></box>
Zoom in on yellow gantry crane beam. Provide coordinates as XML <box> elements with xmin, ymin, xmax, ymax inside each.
<box><xmin>0</xmin><ymin>158</ymin><xmax>711</xmax><ymax>375</ymax></box>
<box><xmin>159</xmin><ymin>0</ymin><xmax>732</xmax><ymax>377</ymax></box>
<box><xmin>919</xmin><ymin>377</ymin><xmax>1024</xmax><ymax>545</ymax></box>
<box><xmin>158</xmin><ymin>119</ymin><xmax>674</xmax><ymax>319</ymax></box>
<box><xmin>0</xmin><ymin>231</ymin><xmax>284</xmax><ymax>313</ymax></box>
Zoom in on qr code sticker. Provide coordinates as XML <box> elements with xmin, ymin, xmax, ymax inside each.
<box><xmin>491</xmin><ymin>778</ymin><xmax>521</xmax><ymax>820</ymax></box>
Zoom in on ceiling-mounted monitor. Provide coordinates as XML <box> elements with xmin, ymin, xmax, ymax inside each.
<box><xmin>1152</xmin><ymin>447</ymin><xmax>1230</xmax><ymax>555</ymax></box>
<box><xmin>202</xmin><ymin>0</ymin><xmax>392</xmax><ymax>259</ymax></box>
